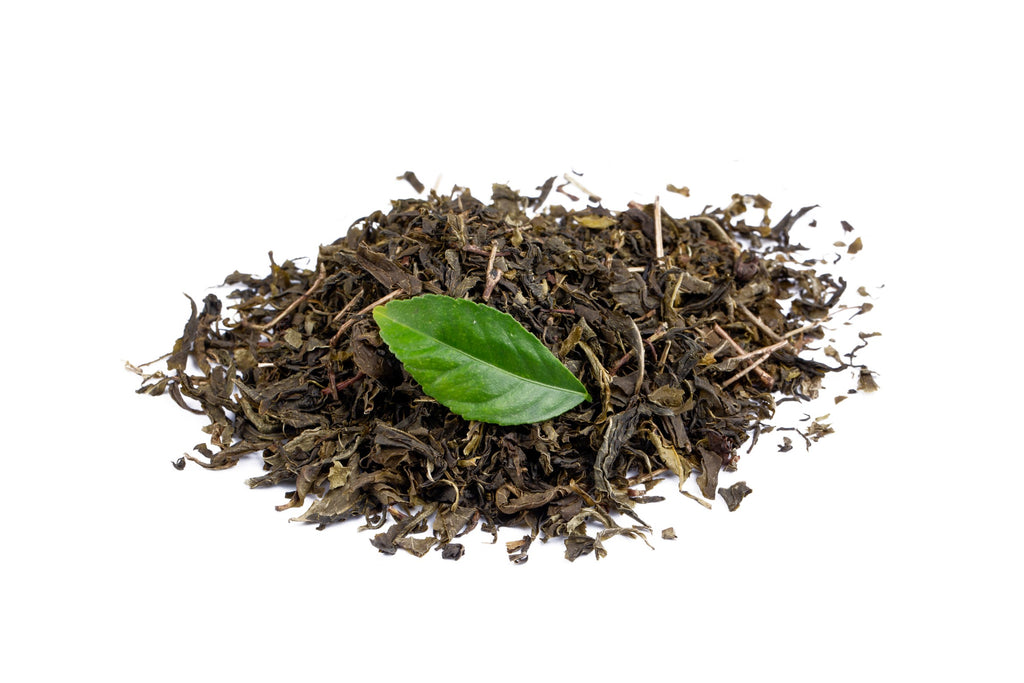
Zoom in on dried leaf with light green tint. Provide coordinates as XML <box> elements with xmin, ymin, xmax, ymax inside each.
<box><xmin>283</xmin><ymin>327</ymin><xmax>303</xmax><ymax>350</ymax></box>
<box><xmin>372</xmin><ymin>295</ymin><xmax>590</xmax><ymax>425</ymax></box>
<box><xmin>574</xmin><ymin>214</ymin><xmax>618</xmax><ymax>229</ymax></box>
<box><xmin>641</xmin><ymin>422</ymin><xmax>691</xmax><ymax>491</ymax></box>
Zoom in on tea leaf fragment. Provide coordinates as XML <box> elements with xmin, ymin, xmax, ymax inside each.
<box><xmin>718</xmin><ymin>482</ymin><xmax>753</xmax><ymax>511</ymax></box>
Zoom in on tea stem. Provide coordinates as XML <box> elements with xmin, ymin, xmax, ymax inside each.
<box><xmin>667</xmin><ymin>270</ymin><xmax>685</xmax><ymax>309</ymax></box>
<box><xmin>129</xmin><ymin>353</ymin><xmax>172</xmax><ymax>370</ymax></box>
<box><xmin>728</xmin><ymin>338</ymin><xmax>790</xmax><ymax>363</ymax></box>
<box><xmin>712</xmin><ymin>323</ymin><xmax>774</xmax><ymax>386</ymax></box>
<box><xmin>713</xmin><ymin>319</ymin><xmax>824</xmax><ymax>387</ymax></box>
<box><xmin>653</xmin><ymin>195</ymin><xmax>664</xmax><ymax>261</ymax></box>
<box><xmin>322</xmin><ymin>370</ymin><xmax>366</xmax><ymax>395</ymax></box>
<box><xmin>609</xmin><ymin>325</ymin><xmax>667</xmax><ymax>376</ymax></box>
<box><xmin>329</xmin><ymin>289</ymin><xmax>403</xmax><ymax>346</ymax></box>
<box><xmin>693</xmin><ymin>215</ymin><xmax>741</xmax><ymax>256</ymax></box>
<box><xmin>329</xmin><ymin>291</ymin><xmax>364</xmax><ymax>325</ymax></box>
<box><xmin>782</xmin><ymin>320</ymin><xmax>825</xmax><ymax>340</ymax></box>
<box><xmin>326</xmin><ymin>363</ymin><xmax>339</xmax><ymax>401</ymax></box>
<box><xmin>737</xmin><ymin>302</ymin><xmax>783</xmax><ymax>341</ymax></box>
<box><xmin>657</xmin><ymin>339</ymin><xmax>672</xmax><ymax>369</ymax></box>
<box><xmin>482</xmin><ymin>242</ymin><xmax>501</xmax><ymax>301</ymax></box>
<box><xmin>563</xmin><ymin>173</ymin><xmax>600</xmax><ymax>203</ymax></box>
<box><xmin>260</xmin><ymin>263</ymin><xmax>327</xmax><ymax>331</ymax></box>
<box><xmin>722</xmin><ymin>352</ymin><xmax>773</xmax><ymax>388</ymax></box>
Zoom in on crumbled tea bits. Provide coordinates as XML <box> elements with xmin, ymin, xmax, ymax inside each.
<box><xmin>682</xmin><ymin>491</ymin><xmax>714</xmax><ymax>510</ymax></box>
<box><xmin>857</xmin><ymin>367</ymin><xmax>879</xmax><ymax>392</ymax></box>
<box><xmin>396</xmin><ymin>171</ymin><xmax>425</xmax><ymax>193</ymax></box>
<box><xmin>440</xmin><ymin>543</ymin><xmax>465</xmax><ymax>561</ymax></box>
<box><xmin>134</xmin><ymin>177</ymin><xmax>875</xmax><ymax>561</ymax></box>
<box><xmin>507</xmin><ymin>536</ymin><xmax>532</xmax><ymax>564</ymax></box>
<box><xmin>718</xmin><ymin>482</ymin><xmax>753</xmax><ymax>511</ymax></box>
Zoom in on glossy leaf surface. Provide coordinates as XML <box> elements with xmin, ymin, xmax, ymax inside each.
<box><xmin>373</xmin><ymin>295</ymin><xmax>590</xmax><ymax>425</ymax></box>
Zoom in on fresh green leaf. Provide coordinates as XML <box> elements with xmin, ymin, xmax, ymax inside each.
<box><xmin>372</xmin><ymin>294</ymin><xmax>590</xmax><ymax>425</ymax></box>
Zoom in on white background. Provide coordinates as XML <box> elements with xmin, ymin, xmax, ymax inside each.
<box><xmin>2</xmin><ymin>1</ymin><xmax>1021</xmax><ymax>681</ymax></box>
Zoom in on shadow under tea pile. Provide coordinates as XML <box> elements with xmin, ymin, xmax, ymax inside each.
<box><xmin>134</xmin><ymin>181</ymin><xmax>872</xmax><ymax>561</ymax></box>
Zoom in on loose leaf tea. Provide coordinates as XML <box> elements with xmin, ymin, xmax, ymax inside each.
<box><xmin>373</xmin><ymin>295</ymin><xmax>590</xmax><ymax>425</ymax></box>
<box><xmin>132</xmin><ymin>176</ymin><xmax>877</xmax><ymax>562</ymax></box>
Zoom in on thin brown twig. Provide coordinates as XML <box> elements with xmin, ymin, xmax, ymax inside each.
<box><xmin>692</xmin><ymin>215</ymin><xmax>741</xmax><ymax>256</ymax></box>
<box><xmin>718</xmin><ymin>319</ymin><xmax>828</xmax><ymax>388</ymax></box>
<box><xmin>259</xmin><ymin>263</ymin><xmax>327</xmax><ymax>331</ymax></box>
<box><xmin>712</xmin><ymin>323</ymin><xmax>773</xmax><ymax>386</ymax></box>
<box><xmin>781</xmin><ymin>320</ymin><xmax>825</xmax><ymax>340</ymax></box>
<box><xmin>482</xmin><ymin>242</ymin><xmax>501</xmax><ymax>301</ymax></box>
<box><xmin>736</xmin><ymin>302</ymin><xmax>782</xmax><ymax>341</ymax></box>
<box><xmin>329</xmin><ymin>289</ymin><xmax>404</xmax><ymax>347</ymax></box>
<box><xmin>131</xmin><ymin>352</ymin><xmax>172</xmax><ymax>370</ymax></box>
<box><xmin>357</xmin><ymin>289</ymin><xmax>403</xmax><ymax>316</ymax></box>
<box><xmin>329</xmin><ymin>318</ymin><xmax>358</xmax><ymax>348</ymax></box>
<box><xmin>329</xmin><ymin>291</ymin><xmax>364</xmax><ymax>325</ymax></box>
<box><xmin>653</xmin><ymin>195</ymin><xmax>664</xmax><ymax>261</ymax></box>
<box><xmin>321</xmin><ymin>370</ymin><xmax>366</xmax><ymax>396</ymax></box>
<box><xmin>563</xmin><ymin>173</ymin><xmax>600</xmax><ymax>203</ymax></box>
<box><xmin>326</xmin><ymin>363</ymin><xmax>339</xmax><ymax>401</ymax></box>
<box><xmin>727</xmin><ymin>338</ymin><xmax>790</xmax><ymax>363</ymax></box>
<box><xmin>609</xmin><ymin>325</ymin><xmax>667</xmax><ymax>376</ymax></box>
<box><xmin>722</xmin><ymin>353</ymin><xmax>773</xmax><ymax>388</ymax></box>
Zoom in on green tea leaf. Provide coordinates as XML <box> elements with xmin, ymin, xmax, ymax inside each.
<box><xmin>373</xmin><ymin>294</ymin><xmax>590</xmax><ymax>425</ymax></box>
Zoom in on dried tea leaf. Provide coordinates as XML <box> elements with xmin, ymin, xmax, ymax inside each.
<box><xmin>697</xmin><ymin>449</ymin><xmax>723</xmax><ymax>499</ymax></box>
<box><xmin>857</xmin><ymin>367</ymin><xmax>879</xmax><ymax>392</ymax></box>
<box><xmin>574</xmin><ymin>214</ymin><xmax>618</xmax><ymax>229</ymax></box>
<box><xmin>808</xmin><ymin>420</ymin><xmax>834</xmax><ymax>441</ymax></box>
<box><xmin>135</xmin><ymin>176</ymin><xmax>877</xmax><ymax>562</ymax></box>
<box><xmin>641</xmin><ymin>423</ymin><xmax>691</xmax><ymax>491</ymax></box>
<box><xmin>507</xmin><ymin>535</ymin><xmax>533</xmax><ymax>564</ymax></box>
<box><xmin>396</xmin><ymin>170</ymin><xmax>425</xmax><ymax>193</ymax></box>
<box><xmin>718</xmin><ymin>482</ymin><xmax>753</xmax><ymax>511</ymax></box>
<box><xmin>440</xmin><ymin>543</ymin><xmax>465</xmax><ymax>561</ymax></box>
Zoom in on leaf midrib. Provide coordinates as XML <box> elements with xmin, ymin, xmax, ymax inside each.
<box><xmin>379</xmin><ymin>313</ymin><xmax>585</xmax><ymax>397</ymax></box>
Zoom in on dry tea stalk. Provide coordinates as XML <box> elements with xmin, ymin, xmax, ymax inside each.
<box><xmin>133</xmin><ymin>178</ymin><xmax>877</xmax><ymax>561</ymax></box>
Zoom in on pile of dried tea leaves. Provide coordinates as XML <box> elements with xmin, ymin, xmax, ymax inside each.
<box><xmin>132</xmin><ymin>175</ymin><xmax>876</xmax><ymax>562</ymax></box>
